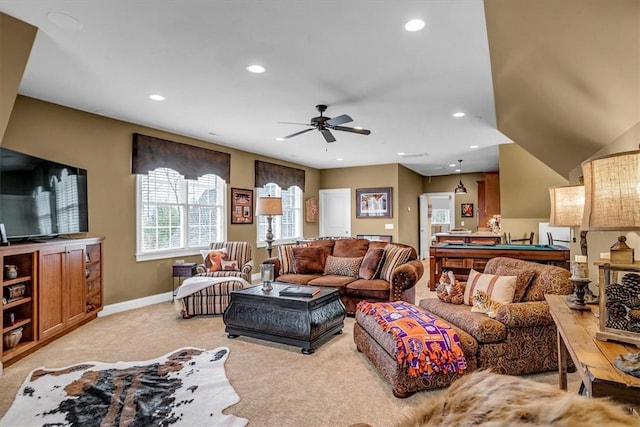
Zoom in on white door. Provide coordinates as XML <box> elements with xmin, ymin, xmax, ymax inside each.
<box><xmin>419</xmin><ymin>192</ymin><xmax>455</xmax><ymax>258</ymax></box>
<box><xmin>319</xmin><ymin>188</ymin><xmax>351</xmax><ymax>238</ymax></box>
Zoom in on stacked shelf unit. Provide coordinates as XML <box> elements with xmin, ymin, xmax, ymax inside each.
<box><xmin>1</xmin><ymin>237</ymin><xmax>103</xmax><ymax>366</ymax></box>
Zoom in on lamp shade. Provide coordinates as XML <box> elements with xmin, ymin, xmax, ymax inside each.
<box><xmin>581</xmin><ymin>150</ymin><xmax>640</xmax><ymax>230</ymax></box>
<box><xmin>549</xmin><ymin>185</ymin><xmax>584</xmax><ymax>227</ymax></box>
<box><xmin>256</xmin><ymin>196</ymin><xmax>283</xmax><ymax>216</ymax></box>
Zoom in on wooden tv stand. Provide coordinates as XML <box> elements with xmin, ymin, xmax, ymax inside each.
<box><xmin>1</xmin><ymin>237</ymin><xmax>104</xmax><ymax>368</ymax></box>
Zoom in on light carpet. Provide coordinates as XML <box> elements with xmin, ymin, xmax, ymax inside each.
<box><xmin>0</xmin><ymin>346</ymin><xmax>247</xmax><ymax>427</ymax></box>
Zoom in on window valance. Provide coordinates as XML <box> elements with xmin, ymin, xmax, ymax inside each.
<box><xmin>132</xmin><ymin>133</ymin><xmax>230</xmax><ymax>182</ymax></box>
<box><xmin>255</xmin><ymin>160</ymin><xmax>305</xmax><ymax>190</ymax></box>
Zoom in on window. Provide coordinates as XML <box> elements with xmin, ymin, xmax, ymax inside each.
<box><xmin>136</xmin><ymin>168</ymin><xmax>226</xmax><ymax>261</ymax></box>
<box><xmin>257</xmin><ymin>184</ymin><xmax>302</xmax><ymax>245</ymax></box>
<box><xmin>431</xmin><ymin>209</ymin><xmax>451</xmax><ymax>225</ymax></box>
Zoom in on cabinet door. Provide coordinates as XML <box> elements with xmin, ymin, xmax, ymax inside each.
<box><xmin>485</xmin><ymin>172</ymin><xmax>501</xmax><ymax>216</ymax></box>
<box><xmin>65</xmin><ymin>244</ymin><xmax>87</xmax><ymax>325</ymax></box>
<box><xmin>39</xmin><ymin>246</ymin><xmax>66</xmax><ymax>339</ymax></box>
<box><xmin>39</xmin><ymin>244</ymin><xmax>87</xmax><ymax>339</ymax></box>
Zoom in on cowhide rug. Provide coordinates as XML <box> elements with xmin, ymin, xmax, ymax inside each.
<box><xmin>1</xmin><ymin>346</ymin><xmax>247</xmax><ymax>427</ymax></box>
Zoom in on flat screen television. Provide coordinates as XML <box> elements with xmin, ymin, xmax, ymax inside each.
<box><xmin>0</xmin><ymin>147</ymin><xmax>88</xmax><ymax>240</ymax></box>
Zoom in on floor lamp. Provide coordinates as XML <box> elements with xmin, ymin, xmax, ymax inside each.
<box><xmin>256</xmin><ymin>196</ymin><xmax>282</xmax><ymax>258</ymax></box>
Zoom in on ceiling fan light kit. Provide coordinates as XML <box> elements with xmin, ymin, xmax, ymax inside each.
<box><xmin>280</xmin><ymin>104</ymin><xmax>371</xmax><ymax>143</ymax></box>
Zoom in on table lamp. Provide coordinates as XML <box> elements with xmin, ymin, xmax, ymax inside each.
<box><xmin>256</xmin><ymin>195</ymin><xmax>282</xmax><ymax>258</ymax></box>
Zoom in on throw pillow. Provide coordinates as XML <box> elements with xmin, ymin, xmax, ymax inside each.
<box><xmin>495</xmin><ymin>266</ymin><xmax>537</xmax><ymax>302</ymax></box>
<box><xmin>292</xmin><ymin>246</ymin><xmax>327</xmax><ymax>275</ymax></box>
<box><xmin>324</xmin><ymin>255</ymin><xmax>363</xmax><ymax>278</ymax></box>
<box><xmin>358</xmin><ymin>248</ymin><xmax>385</xmax><ymax>280</ymax></box>
<box><xmin>203</xmin><ymin>250</ymin><xmax>227</xmax><ymax>272</ymax></box>
<box><xmin>378</xmin><ymin>246</ymin><xmax>413</xmax><ymax>282</ymax></box>
<box><xmin>277</xmin><ymin>244</ymin><xmax>302</xmax><ymax>275</ymax></box>
<box><xmin>463</xmin><ymin>269</ymin><xmax>517</xmax><ymax>306</ymax></box>
<box><xmin>221</xmin><ymin>260</ymin><xmax>239</xmax><ymax>271</ymax></box>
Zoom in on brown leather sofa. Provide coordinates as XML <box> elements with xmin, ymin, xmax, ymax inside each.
<box><xmin>263</xmin><ymin>238</ymin><xmax>424</xmax><ymax>314</ymax></box>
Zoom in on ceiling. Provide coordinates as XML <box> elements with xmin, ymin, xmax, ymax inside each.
<box><xmin>0</xmin><ymin>0</ymin><xmax>512</xmax><ymax>177</ymax></box>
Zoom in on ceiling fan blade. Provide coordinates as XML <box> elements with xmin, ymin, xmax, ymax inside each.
<box><xmin>326</xmin><ymin>114</ymin><xmax>352</xmax><ymax>126</ymax></box>
<box><xmin>332</xmin><ymin>125</ymin><xmax>371</xmax><ymax>135</ymax></box>
<box><xmin>282</xmin><ymin>128</ymin><xmax>314</xmax><ymax>139</ymax></box>
<box><xmin>320</xmin><ymin>129</ymin><xmax>336</xmax><ymax>143</ymax></box>
<box><xmin>277</xmin><ymin>121</ymin><xmax>311</xmax><ymax>126</ymax></box>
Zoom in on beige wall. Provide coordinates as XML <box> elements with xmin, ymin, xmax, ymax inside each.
<box><xmin>0</xmin><ymin>13</ymin><xmax>36</xmax><ymax>141</ymax></box>
<box><xmin>2</xmin><ymin>96</ymin><xmax>321</xmax><ymax>305</ymax></box>
<box><xmin>422</xmin><ymin>172</ymin><xmax>485</xmax><ymax>231</ymax></box>
<box><xmin>320</xmin><ymin>164</ymin><xmax>400</xmax><ymax>241</ymax></box>
<box><xmin>397</xmin><ymin>165</ymin><xmax>422</xmax><ymax>250</ymax></box>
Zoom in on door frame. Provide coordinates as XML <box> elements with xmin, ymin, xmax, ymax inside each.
<box><xmin>419</xmin><ymin>192</ymin><xmax>455</xmax><ymax>259</ymax></box>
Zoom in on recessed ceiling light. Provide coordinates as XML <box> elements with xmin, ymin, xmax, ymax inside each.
<box><xmin>275</xmin><ymin>137</ymin><xmax>285</xmax><ymax>141</ymax></box>
<box><xmin>149</xmin><ymin>94</ymin><xmax>165</xmax><ymax>101</ymax></box>
<box><xmin>453</xmin><ymin>112</ymin><xmax>465</xmax><ymax>118</ymax></box>
<box><xmin>397</xmin><ymin>152</ymin><xmax>405</xmax><ymax>156</ymax></box>
<box><xmin>404</xmin><ymin>19</ymin><xmax>425</xmax><ymax>32</ymax></box>
<box><xmin>470</xmin><ymin>145</ymin><xmax>479</xmax><ymax>149</ymax></box>
<box><xmin>449</xmin><ymin>163</ymin><xmax>457</xmax><ymax>167</ymax></box>
<box><xmin>246</xmin><ymin>65</ymin><xmax>266</xmax><ymax>74</ymax></box>
<box><xmin>337</xmin><ymin>158</ymin><xmax>344</xmax><ymax>161</ymax></box>
<box><xmin>47</xmin><ymin>11</ymin><xmax>83</xmax><ymax>31</ymax></box>
<box><xmin>455</xmin><ymin>168</ymin><xmax>461</xmax><ymax>172</ymax></box>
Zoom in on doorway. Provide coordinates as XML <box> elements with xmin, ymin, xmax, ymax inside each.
<box><xmin>319</xmin><ymin>188</ymin><xmax>351</xmax><ymax>238</ymax></box>
<box><xmin>419</xmin><ymin>192</ymin><xmax>455</xmax><ymax>259</ymax></box>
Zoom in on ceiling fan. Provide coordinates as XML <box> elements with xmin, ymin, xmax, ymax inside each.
<box><xmin>279</xmin><ymin>104</ymin><xmax>371</xmax><ymax>143</ymax></box>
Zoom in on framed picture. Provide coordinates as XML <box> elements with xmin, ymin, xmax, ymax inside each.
<box><xmin>356</xmin><ymin>187</ymin><xmax>393</xmax><ymax>218</ymax></box>
<box><xmin>231</xmin><ymin>188</ymin><xmax>253</xmax><ymax>224</ymax></box>
<box><xmin>356</xmin><ymin>234</ymin><xmax>392</xmax><ymax>243</ymax></box>
<box><xmin>305</xmin><ymin>197</ymin><xmax>318</xmax><ymax>222</ymax></box>
<box><xmin>461</xmin><ymin>203</ymin><xmax>474</xmax><ymax>218</ymax></box>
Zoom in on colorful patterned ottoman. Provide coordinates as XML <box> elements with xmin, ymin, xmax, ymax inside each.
<box><xmin>353</xmin><ymin>301</ymin><xmax>478</xmax><ymax>398</ymax></box>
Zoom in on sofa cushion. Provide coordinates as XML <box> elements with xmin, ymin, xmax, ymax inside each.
<box><xmin>307</xmin><ymin>239</ymin><xmax>336</xmax><ymax>253</ymax></box>
<box><xmin>419</xmin><ymin>298</ymin><xmax>507</xmax><ymax>343</ymax></box>
<box><xmin>333</xmin><ymin>238</ymin><xmax>370</xmax><ymax>257</ymax></box>
<box><xmin>359</xmin><ymin>248</ymin><xmax>385</xmax><ymax>280</ymax></box>
<box><xmin>292</xmin><ymin>246</ymin><xmax>327</xmax><ymax>274</ymax></box>
<box><xmin>483</xmin><ymin>257</ymin><xmax>573</xmax><ymax>302</ymax></box>
<box><xmin>324</xmin><ymin>255</ymin><xmax>363</xmax><ymax>278</ymax></box>
<box><xmin>276</xmin><ymin>273</ymin><xmax>321</xmax><ymax>285</ymax></box>
<box><xmin>495</xmin><ymin>267</ymin><xmax>537</xmax><ymax>302</ymax></box>
<box><xmin>463</xmin><ymin>269</ymin><xmax>517</xmax><ymax>306</ymax></box>
<box><xmin>345</xmin><ymin>279</ymin><xmax>390</xmax><ymax>300</ymax></box>
<box><xmin>379</xmin><ymin>246</ymin><xmax>413</xmax><ymax>281</ymax></box>
<box><xmin>309</xmin><ymin>275</ymin><xmax>356</xmax><ymax>287</ymax></box>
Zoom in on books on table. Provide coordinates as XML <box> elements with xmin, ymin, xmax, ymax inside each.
<box><xmin>279</xmin><ymin>286</ymin><xmax>320</xmax><ymax>298</ymax></box>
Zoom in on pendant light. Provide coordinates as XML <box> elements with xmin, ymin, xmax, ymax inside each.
<box><xmin>454</xmin><ymin>159</ymin><xmax>467</xmax><ymax>195</ymax></box>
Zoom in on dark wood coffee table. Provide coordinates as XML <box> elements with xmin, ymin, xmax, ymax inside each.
<box><xmin>222</xmin><ymin>283</ymin><xmax>346</xmax><ymax>354</ymax></box>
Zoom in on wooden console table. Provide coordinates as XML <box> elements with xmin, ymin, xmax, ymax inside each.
<box><xmin>545</xmin><ymin>294</ymin><xmax>640</xmax><ymax>406</ymax></box>
<box><xmin>428</xmin><ymin>243</ymin><xmax>570</xmax><ymax>290</ymax></box>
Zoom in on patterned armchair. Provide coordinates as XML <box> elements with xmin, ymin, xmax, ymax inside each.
<box><xmin>419</xmin><ymin>257</ymin><xmax>574</xmax><ymax>376</ymax></box>
<box><xmin>196</xmin><ymin>241</ymin><xmax>253</xmax><ymax>283</ymax></box>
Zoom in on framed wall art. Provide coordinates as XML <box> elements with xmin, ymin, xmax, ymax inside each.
<box><xmin>231</xmin><ymin>188</ymin><xmax>253</xmax><ymax>224</ymax></box>
<box><xmin>461</xmin><ymin>203</ymin><xmax>474</xmax><ymax>218</ymax></box>
<box><xmin>356</xmin><ymin>187</ymin><xmax>393</xmax><ymax>218</ymax></box>
<box><xmin>305</xmin><ymin>197</ymin><xmax>318</xmax><ymax>222</ymax></box>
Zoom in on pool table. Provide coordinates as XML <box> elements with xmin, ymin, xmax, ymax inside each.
<box><xmin>428</xmin><ymin>243</ymin><xmax>570</xmax><ymax>290</ymax></box>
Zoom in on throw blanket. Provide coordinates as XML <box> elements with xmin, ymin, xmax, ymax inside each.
<box><xmin>174</xmin><ymin>276</ymin><xmax>248</xmax><ymax>312</ymax></box>
<box><xmin>1</xmin><ymin>347</ymin><xmax>247</xmax><ymax>427</ymax></box>
<box><xmin>357</xmin><ymin>300</ymin><xmax>467</xmax><ymax>378</ymax></box>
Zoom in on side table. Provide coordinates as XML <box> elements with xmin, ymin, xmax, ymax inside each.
<box><xmin>172</xmin><ymin>262</ymin><xmax>197</xmax><ymax>301</ymax></box>
<box><xmin>545</xmin><ymin>294</ymin><xmax>640</xmax><ymax>407</ymax></box>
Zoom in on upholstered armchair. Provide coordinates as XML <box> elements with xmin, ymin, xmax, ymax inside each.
<box><xmin>196</xmin><ymin>241</ymin><xmax>253</xmax><ymax>282</ymax></box>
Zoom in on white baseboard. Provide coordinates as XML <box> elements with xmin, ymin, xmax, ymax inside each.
<box><xmin>100</xmin><ymin>274</ymin><xmax>261</xmax><ymax>318</ymax></box>
<box><xmin>99</xmin><ymin>292</ymin><xmax>172</xmax><ymax>317</ymax></box>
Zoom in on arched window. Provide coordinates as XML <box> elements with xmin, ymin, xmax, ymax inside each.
<box><xmin>136</xmin><ymin>168</ymin><xmax>226</xmax><ymax>261</ymax></box>
<box><xmin>256</xmin><ymin>183</ymin><xmax>302</xmax><ymax>245</ymax></box>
